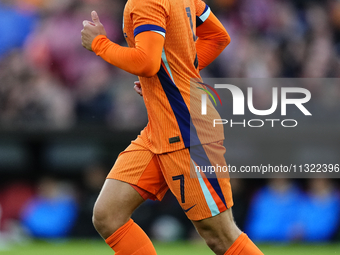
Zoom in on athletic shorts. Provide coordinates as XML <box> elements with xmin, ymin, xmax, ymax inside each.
<box><xmin>107</xmin><ymin>134</ymin><xmax>233</xmax><ymax>221</ymax></box>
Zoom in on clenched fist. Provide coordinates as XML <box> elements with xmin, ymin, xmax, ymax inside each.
<box><xmin>81</xmin><ymin>11</ymin><xmax>107</xmax><ymax>51</ymax></box>
<box><xmin>134</xmin><ymin>81</ymin><xmax>143</xmax><ymax>97</ymax></box>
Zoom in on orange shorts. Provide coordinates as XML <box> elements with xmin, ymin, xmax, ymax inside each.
<box><xmin>107</xmin><ymin>135</ymin><xmax>233</xmax><ymax>221</ymax></box>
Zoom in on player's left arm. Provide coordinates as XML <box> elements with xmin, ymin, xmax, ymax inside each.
<box><xmin>81</xmin><ymin>11</ymin><xmax>164</xmax><ymax>78</ymax></box>
<box><xmin>195</xmin><ymin>10</ymin><xmax>231</xmax><ymax>71</ymax></box>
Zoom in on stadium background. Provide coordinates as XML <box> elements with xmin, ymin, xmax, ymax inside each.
<box><xmin>0</xmin><ymin>0</ymin><xmax>340</xmax><ymax>253</ymax></box>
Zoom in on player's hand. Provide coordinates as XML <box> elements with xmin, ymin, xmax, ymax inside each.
<box><xmin>81</xmin><ymin>11</ymin><xmax>107</xmax><ymax>51</ymax></box>
<box><xmin>134</xmin><ymin>81</ymin><xmax>143</xmax><ymax>96</ymax></box>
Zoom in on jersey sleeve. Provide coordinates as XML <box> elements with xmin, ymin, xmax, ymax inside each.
<box><xmin>92</xmin><ymin>32</ymin><xmax>164</xmax><ymax>77</ymax></box>
<box><xmin>195</xmin><ymin>10</ymin><xmax>230</xmax><ymax>70</ymax></box>
<box><xmin>130</xmin><ymin>0</ymin><xmax>170</xmax><ymax>38</ymax></box>
<box><xmin>194</xmin><ymin>0</ymin><xmax>211</xmax><ymax>27</ymax></box>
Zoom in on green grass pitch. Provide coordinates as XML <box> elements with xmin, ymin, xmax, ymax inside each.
<box><xmin>1</xmin><ymin>240</ymin><xmax>339</xmax><ymax>254</ymax></box>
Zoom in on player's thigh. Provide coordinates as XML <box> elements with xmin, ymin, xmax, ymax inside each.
<box><xmin>93</xmin><ymin>179</ymin><xmax>144</xmax><ymax>237</ymax></box>
<box><xmin>158</xmin><ymin>141</ymin><xmax>233</xmax><ymax>221</ymax></box>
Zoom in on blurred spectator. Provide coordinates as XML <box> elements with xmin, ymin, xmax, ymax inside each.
<box><xmin>0</xmin><ymin>181</ymin><xmax>34</xmax><ymax>248</ymax></box>
<box><xmin>20</xmin><ymin>176</ymin><xmax>78</xmax><ymax>238</ymax></box>
<box><xmin>75</xmin><ymin>61</ymin><xmax>114</xmax><ymax>125</ymax></box>
<box><xmin>299</xmin><ymin>179</ymin><xmax>340</xmax><ymax>242</ymax></box>
<box><xmin>0</xmin><ymin>181</ymin><xmax>34</xmax><ymax>232</ymax></box>
<box><xmin>0</xmin><ymin>1</ymin><xmax>38</xmax><ymax>60</ymax></box>
<box><xmin>0</xmin><ymin>0</ymin><xmax>125</xmax><ymax>129</ymax></box>
<box><xmin>108</xmin><ymin>77</ymin><xmax>148</xmax><ymax>130</ymax></box>
<box><xmin>246</xmin><ymin>178</ymin><xmax>340</xmax><ymax>243</ymax></box>
<box><xmin>0</xmin><ymin>51</ymin><xmax>75</xmax><ymax>129</ymax></box>
<box><xmin>23</xmin><ymin>0</ymin><xmax>122</xmax><ymax>87</ymax></box>
<box><xmin>246</xmin><ymin>179</ymin><xmax>304</xmax><ymax>242</ymax></box>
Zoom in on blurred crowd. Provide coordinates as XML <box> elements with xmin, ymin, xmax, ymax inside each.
<box><xmin>1</xmin><ymin>0</ymin><xmax>340</xmax><ymax>247</ymax></box>
<box><xmin>0</xmin><ymin>0</ymin><xmax>146</xmax><ymax>130</ymax></box>
<box><xmin>0</xmin><ymin>175</ymin><xmax>339</xmax><ymax>245</ymax></box>
<box><xmin>1</xmin><ymin>0</ymin><xmax>340</xmax><ymax>129</ymax></box>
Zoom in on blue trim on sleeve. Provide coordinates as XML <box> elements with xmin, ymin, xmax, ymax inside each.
<box><xmin>134</xmin><ymin>24</ymin><xmax>166</xmax><ymax>37</ymax></box>
<box><xmin>196</xmin><ymin>5</ymin><xmax>211</xmax><ymax>27</ymax></box>
<box><xmin>202</xmin><ymin>4</ymin><xmax>209</xmax><ymax>15</ymax></box>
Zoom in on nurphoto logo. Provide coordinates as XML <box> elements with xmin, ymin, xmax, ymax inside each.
<box><xmin>200</xmin><ymin>84</ymin><xmax>312</xmax><ymax>128</ymax></box>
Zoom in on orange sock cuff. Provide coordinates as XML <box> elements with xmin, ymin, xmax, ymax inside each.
<box><xmin>105</xmin><ymin>219</ymin><xmax>157</xmax><ymax>255</ymax></box>
<box><xmin>105</xmin><ymin>219</ymin><xmax>134</xmax><ymax>248</ymax></box>
<box><xmin>225</xmin><ymin>233</ymin><xmax>248</xmax><ymax>255</ymax></box>
<box><xmin>225</xmin><ymin>233</ymin><xmax>264</xmax><ymax>255</ymax></box>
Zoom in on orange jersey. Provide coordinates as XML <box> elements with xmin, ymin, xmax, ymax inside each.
<box><xmin>93</xmin><ymin>0</ymin><xmax>230</xmax><ymax>154</ymax></box>
<box><xmin>121</xmin><ymin>0</ymin><xmax>225</xmax><ymax>153</ymax></box>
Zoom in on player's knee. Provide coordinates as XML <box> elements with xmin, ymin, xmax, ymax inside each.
<box><xmin>92</xmin><ymin>201</ymin><xmax>130</xmax><ymax>236</ymax></box>
<box><xmin>92</xmin><ymin>203</ymin><xmax>108</xmax><ymax>233</ymax></box>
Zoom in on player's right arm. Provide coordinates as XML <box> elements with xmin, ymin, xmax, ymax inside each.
<box><xmin>92</xmin><ymin>31</ymin><xmax>164</xmax><ymax>77</ymax></box>
<box><xmin>81</xmin><ymin>11</ymin><xmax>165</xmax><ymax>78</ymax></box>
<box><xmin>82</xmin><ymin>0</ymin><xmax>170</xmax><ymax>78</ymax></box>
<box><xmin>195</xmin><ymin>1</ymin><xmax>231</xmax><ymax>70</ymax></box>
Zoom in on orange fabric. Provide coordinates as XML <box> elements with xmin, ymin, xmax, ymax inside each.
<box><xmin>130</xmin><ymin>184</ymin><xmax>158</xmax><ymax>201</ymax></box>
<box><xmin>130</xmin><ymin>0</ymin><xmax>170</xmax><ymax>29</ymax></box>
<box><xmin>107</xmin><ymin>134</ymin><xmax>169</xmax><ymax>201</ymax></box>
<box><xmin>224</xmin><ymin>233</ymin><xmax>264</xmax><ymax>255</ymax></box>
<box><xmin>195</xmin><ymin>0</ymin><xmax>207</xmax><ymax>15</ymax></box>
<box><xmin>196</xmin><ymin>12</ymin><xmax>231</xmax><ymax>70</ymax></box>
<box><xmin>92</xmin><ymin>0</ymin><xmax>229</xmax><ymax>154</ymax></box>
<box><xmin>105</xmin><ymin>219</ymin><xmax>157</xmax><ymax>255</ymax></box>
<box><xmin>92</xmin><ymin>32</ymin><xmax>164</xmax><ymax>77</ymax></box>
<box><xmin>108</xmin><ymin>134</ymin><xmax>233</xmax><ymax>221</ymax></box>
<box><xmin>125</xmin><ymin>0</ymin><xmax>227</xmax><ymax>153</ymax></box>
